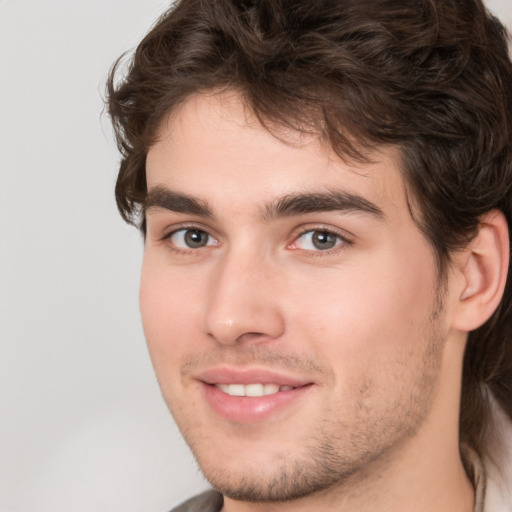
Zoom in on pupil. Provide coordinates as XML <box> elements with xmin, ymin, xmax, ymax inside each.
<box><xmin>185</xmin><ymin>230</ymin><xmax>207</xmax><ymax>248</ymax></box>
<box><xmin>312</xmin><ymin>231</ymin><xmax>336</xmax><ymax>250</ymax></box>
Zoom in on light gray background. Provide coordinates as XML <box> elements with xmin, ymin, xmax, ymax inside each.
<box><xmin>0</xmin><ymin>1</ymin><xmax>511</xmax><ymax>511</ymax></box>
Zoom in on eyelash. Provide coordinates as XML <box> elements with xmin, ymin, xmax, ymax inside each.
<box><xmin>160</xmin><ymin>224</ymin><xmax>218</xmax><ymax>255</ymax></box>
<box><xmin>160</xmin><ymin>224</ymin><xmax>353</xmax><ymax>256</ymax></box>
<box><xmin>289</xmin><ymin>227</ymin><xmax>353</xmax><ymax>256</ymax></box>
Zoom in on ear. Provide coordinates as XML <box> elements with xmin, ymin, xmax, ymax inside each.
<box><xmin>451</xmin><ymin>210</ymin><xmax>510</xmax><ymax>332</ymax></box>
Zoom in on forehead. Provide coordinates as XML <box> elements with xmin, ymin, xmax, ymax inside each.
<box><xmin>146</xmin><ymin>91</ymin><xmax>408</xmax><ymax>216</ymax></box>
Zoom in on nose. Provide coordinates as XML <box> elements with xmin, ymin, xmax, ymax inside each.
<box><xmin>203</xmin><ymin>251</ymin><xmax>286</xmax><ymax>346</ymax></box>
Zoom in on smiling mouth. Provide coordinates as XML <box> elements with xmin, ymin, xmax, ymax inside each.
<box><xmin>215</xmin><ymin>383</ymin><xmax>296</xmax><ymax>397</ymax></box>
<box><xmin>200</xmin><ymin>377</ymin><xmax>313</xmax><ymax>422</ymax></box>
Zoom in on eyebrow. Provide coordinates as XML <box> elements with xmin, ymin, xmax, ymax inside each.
<box><xmin>144</xmin><ymin>186</ymin><xmax>384</xmax><ymax>221</ymax></box>
<box><xmin>263</xmin><ymin>191</ymin><xmax>384</xmax><ymax>220</ymax></box>
<box><xmin>144</xmin><ymin>186</ymin><xmax>214</xmax><ymax>217</ymax></box>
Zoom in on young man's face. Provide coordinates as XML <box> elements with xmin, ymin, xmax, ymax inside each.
<box><xmin>141</xmin><ymin>92</ymin><xmax>459</xmax><ymax>502</ymax></box>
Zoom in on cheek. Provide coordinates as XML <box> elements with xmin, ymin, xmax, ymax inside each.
<box><xmin>139</xmin><ymin>257</ymin><xmax>205</xmax><ymax>380</ymax></box>
<box><xmin>289</xmin><ymin>250</ymin><xmax>438</xmax><ymax>375</ymax></box>
<box><xmin>291</xmin><ymin>269</ymin><xmax>441</xmax><ymax>428</ymax></box>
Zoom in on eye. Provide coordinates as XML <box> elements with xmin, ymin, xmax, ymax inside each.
<box><xmin>291</xmin><ymin>230</ymin><xmax>345</xmax><ymax>251</ymax></box>
<box><xmin>168</xmin><ymin>228</ymin><xmax>217</xmax><ymax>249</ymax></box>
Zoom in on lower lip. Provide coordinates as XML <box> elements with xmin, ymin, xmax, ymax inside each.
<box><xmin>201</xmin><ymin>383</ymin><xmax>312</xmax><ymax>423</ymax></box>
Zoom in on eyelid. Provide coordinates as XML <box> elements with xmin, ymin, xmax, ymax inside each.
<box><xmin>156</xmin><ymin>221</ymin><xmax>352</xmax><ymax>255</ymax></box>
<box><xmin>160</xmin><ymin>222</ymin><xmax>218</xmax><ymax>242</ymax></box>
<box><xmin>159</xmin><ymin>223</ymin><xmax>221</xmax><ymax>255</ymax></box>
<box><xmin>172</xmin><ymin>228</ymin><xmax>217</xmax><ymax>248</ymax></box>
<box><xmin>288</xmin><ymin>225</ymin><xmax>354</xmax><ymax>252</ymax></box>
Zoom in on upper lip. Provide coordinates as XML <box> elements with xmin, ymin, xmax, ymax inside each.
<box><xmin>194</xmin><ymin>367</ymin><xmax>314</xmax><ymax>387</ymax></box>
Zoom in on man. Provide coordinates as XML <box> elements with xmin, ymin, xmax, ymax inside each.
<box><xmin>106</xmin><ymin>0</ymin><xmax>512</xmax><ymax>510</ymax></box>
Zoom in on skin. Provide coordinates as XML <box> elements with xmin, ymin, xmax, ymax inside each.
<box><xmin>141</xmin><ymin>91</ymin><xmax>476</xmax><ymax>512</ymax></box>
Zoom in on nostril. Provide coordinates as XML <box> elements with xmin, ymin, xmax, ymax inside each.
<box><xmin>236</xmin><ymin>332</ymin><xmax>266</xmax><ymax>344</ymax></box>
<box><xmin>207</xmin><ymin>330</ymin><xmax>267</xmax><ymax>345</ymax></box>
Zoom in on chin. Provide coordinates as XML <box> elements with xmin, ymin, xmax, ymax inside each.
<box><xmin>190</xmin><ymin>435</ymin><xmax>389</xmax><ymax>503</ymax></box>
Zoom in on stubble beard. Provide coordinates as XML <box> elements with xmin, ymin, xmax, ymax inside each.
<box><xmin>172</xmin><ymin>309</ymin><xmax>446</xmax><ymax>503</ymax></box>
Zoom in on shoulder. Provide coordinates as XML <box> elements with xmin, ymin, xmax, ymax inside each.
<box><xmin>169</xmin><ymin>490</ymin><xmax>223</xmax><ymax>512</ymax></box>
<box><xmin>483</xmin><ymin>399</ymin><xmax>512</xmax><ymax>511</ymax></box>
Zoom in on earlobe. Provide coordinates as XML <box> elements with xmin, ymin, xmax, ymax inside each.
<box><xmin>452</xmin><ymin>210</ymin><xmax>510</xmax><ymax>332</ymax></box>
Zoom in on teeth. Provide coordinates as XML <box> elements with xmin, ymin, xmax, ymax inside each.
<box><xmin>227</xmin><ymin>384</ymin><xmax>245</xmax><ymax>396</ymax></box>
<box><xmin>246</xmin><ymin>383</ymin><xmax>264</xmax><ymax>396</ymax></box>
<box><xmin>216</xmin><ymin>383</ymin><xmax>293</xmax><ymax>397</ymax></box>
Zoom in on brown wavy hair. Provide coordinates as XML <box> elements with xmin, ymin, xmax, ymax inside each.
<box><xmin>106</xmin><ymin>0</ymin><xmax>512</xmax><ymax>459</ymax></box>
